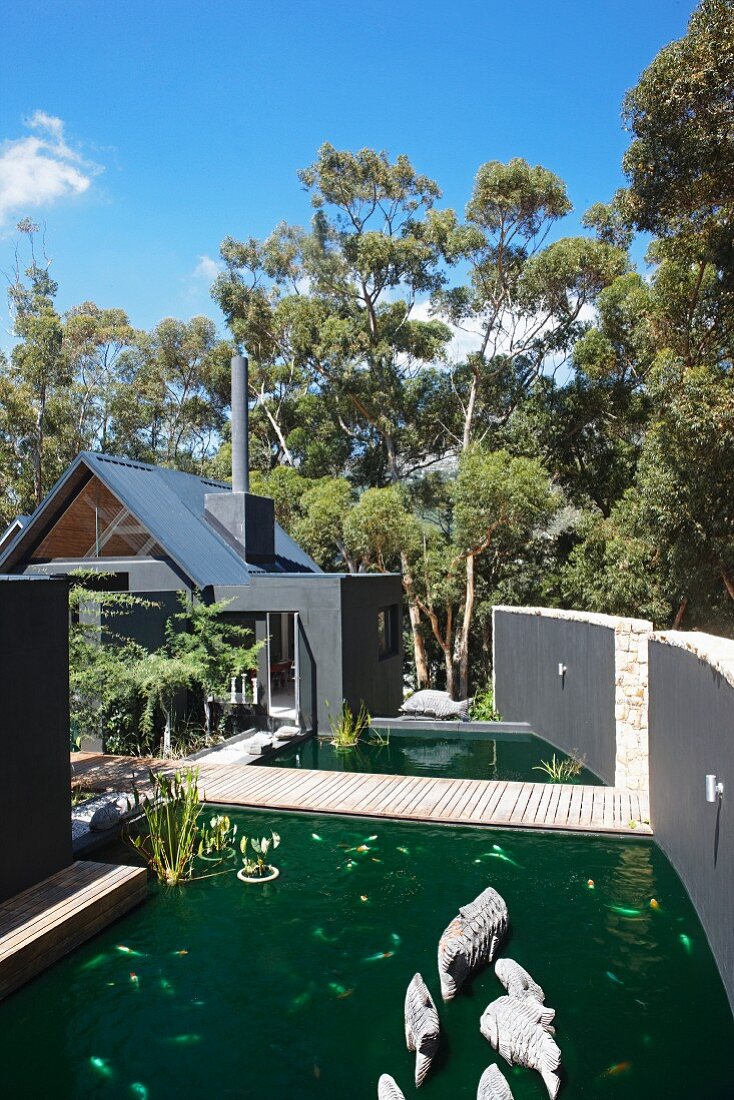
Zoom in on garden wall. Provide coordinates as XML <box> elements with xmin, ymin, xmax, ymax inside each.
<box><xmin>492</xmin><ymin>606</ymin><xmax>651</xmax><ymax>790</ymax></box>
<box><xmin>0</xmin><ymin>576</ymin><xmax>71</xmax><ymax>902</ymax></box>
<box><xmin>648</xmin><ymin>632</ymin><xmax>734</xmax><ymax>1013</ymax></box>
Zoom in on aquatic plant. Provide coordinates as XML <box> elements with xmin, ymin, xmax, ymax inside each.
<box><xmin>129</xmin><ymin>767</ymin><xmax>201</xmax><ymax>885</ymax></box>
<box><xmin>470</xmin><ymin>686</ymin><xmax>500</xmax><ymax>721</ymax></box>
<box><xmin>532</xmin><ymin>751</ymin><xmax>585</xmax><ymax>783</ymax></box>
<box><xmin>328</xmin><ymin>700</ymin><xmax>370</xmax><ymax>751</ymax></box>
<box><xmin>197</xmin><ymin>813</ymin><xmax>237</xmax><ymax>858</ymax></box>
<box><xmin>239</xmin><ymin>831</ymin><xmax>281</xmax><ymax>878</ymax></box>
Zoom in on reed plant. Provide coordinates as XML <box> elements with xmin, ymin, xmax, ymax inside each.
<box><xmin>130</xmin><ymin>767</ymin><xmax>201</xmax><ymax>885</ymax></box>
<box><xmin>532</xmin><ymin>752</ymin><xmax>585</xmax><ymax>783</ymax></box>
<box><xmin>328</xmin><ymin>700</ymin><xmax>370</xmax><ymax>751</ymax></box>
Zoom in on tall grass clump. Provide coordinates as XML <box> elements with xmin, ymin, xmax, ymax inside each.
<box><xmin>533</xmin><ymin>752</ymin><xmax>585</xmax><ymax>783</ymax></box>
<box><xmin>130</xmin><ymin>767</ymin><xmax>201</xmax><ymax>884</ymax></box>
<box><xmin>328</xmin><ymin>700</ymin><xmax>370</xmax><ymax>751</ymax></box>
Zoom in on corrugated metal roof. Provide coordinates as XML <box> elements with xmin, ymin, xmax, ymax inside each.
<box><xmin>0</xmin><ymin>452</ymin><xmax>319</xmax><ymax>588</ymax></box>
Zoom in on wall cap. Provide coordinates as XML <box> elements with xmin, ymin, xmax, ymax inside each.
<box><xmin>651</xmin><ymin>630</ymin><xmax>734</xmax><ymax>689</ymax></box>
<box><xmin>493</xmin><ymin>605</ymin><xmax>652</xmax><ymax>632</ymax></box>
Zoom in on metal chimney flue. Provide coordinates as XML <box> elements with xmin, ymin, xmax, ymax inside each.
<box><xmin>231</xmin><ymin>354</ymin><xmax>249</xmax><ymax>494</ymax></box>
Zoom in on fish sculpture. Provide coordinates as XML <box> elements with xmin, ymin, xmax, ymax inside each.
<box><xmin>477</xmin><ymin>1063</ymin><xmax>515</xmax><ymax>1100</ymax></box>
<box><xmin>438</xmin><ymin>887</ymin><xmax>508</xmax><ymax>1000</ymax></box>
<box><xmin>480</xmin><ymin>996</ymin><xmax>561</xmax><ymax>1100</ymax></box>
<box><xmin>377</xmin><ymin>1074</ymin><xmax>406</xmax><ymax>1100</ymax></box>
<box><xmin>495</xmin><ymin>958</ymin><xmax>545</xmax><ymax>1003</ymax></box>
<box><xmin>404</xmin><ymin>972</ymin><xmax>441</xmax><ymax>1087</ymax></box>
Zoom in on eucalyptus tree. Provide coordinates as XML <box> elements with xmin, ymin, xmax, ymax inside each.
<box><xmin>428</xmin><ymin>159</ymin><xmax>628</xmax><ymax>451</ymax></box>
<box><xmin>1</xmin><ymin>219</ymin><xmax>73</xmax><ymax>513</ymax></box>
<box><xmin>111</xmin><ymin>316</ymin><xmax>230</xmax><ymax>472</ymax></box>
<box><xmin>213</xmin><ymin>144</ymin><xmax>453</xmax><ymax>482</ymax></box>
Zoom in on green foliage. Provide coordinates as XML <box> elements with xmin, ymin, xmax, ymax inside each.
<box><xmin>239</xmin><ymin>831</ymin><xmax>281</xmax><ymax>877</ymax></box>
<box><xmin>328</xmin><ymin>700</ymin><xmax>371</xmax><ymax>751</ymax></box>
<box><xmin>532</xmin><ymin>752</ymin><xmax>585</xmax><ymax>783</ymax></box>
<box><xmin>130</xmin><ymin>768</ymin><xmax>201</xmax><ymax>885</ymax></box>
<box><xmin>198</xmin><ymin>814</ymin><xmax>237</xmax><ymax>858</ymax></box>
<box><xmin>470</xmin><ymin>686</ymin><xmax>500</xmax><ymax>722</ymax></box>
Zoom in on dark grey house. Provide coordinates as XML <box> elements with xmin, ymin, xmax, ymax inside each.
<box><xmin>0</xmin><ymin>359</ymin><xmax>403</xmax><ymax>734</ymax></box>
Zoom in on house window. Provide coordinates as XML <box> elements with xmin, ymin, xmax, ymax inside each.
<box><xmin>377</xmin><ymin>604</ymin><xmax>399</xmax><ymax>660</ymax></box>
<box><xmin>29</xmin><ymin>475</ymin><xmax>164</xmax><ymax>562</ymax></box>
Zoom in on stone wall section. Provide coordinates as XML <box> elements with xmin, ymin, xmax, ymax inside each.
<box><xmin>493</xmin><ymin>606</ymin><xmax>652</xmax><ymax>792</ymax></box>
<box><xmin>613</xmin><ymin>618</ymin><xmax>651</xmax><ymax>792</ymax></box>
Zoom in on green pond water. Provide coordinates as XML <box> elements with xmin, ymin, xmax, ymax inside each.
<box><xmin>264</xmin><ymin>730</ymin><xmax>602</xmax><ymax>785</ymax></box>
<box><xmin>1</xmin><ymin>810</ymin><xmax>732</xmax><ymax>1099</ymax></box>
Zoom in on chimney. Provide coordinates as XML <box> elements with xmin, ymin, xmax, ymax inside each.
<box><xmin>230</xmin><ymin>354</ymin><xmax>249</xmax><ymax>494</ymax></box>
<box><xmin>204</xmin><ymin>353</ymin><xmax>275</xmax><ymax>563</ymax></box>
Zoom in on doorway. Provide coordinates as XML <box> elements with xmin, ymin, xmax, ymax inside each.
<box><xmin>266</xmin><ymin>612</ymin><xmax>298</xmax><ymax>721</ymax></box>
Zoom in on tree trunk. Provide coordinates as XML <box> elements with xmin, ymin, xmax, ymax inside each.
<box><xmin>672</xmin><ymin>597</ymin><xmax>688</xmax><ymax>630</ymax></box>
<box><xmin>400</xmin><ymin>552</ymin><xmax>430</xmax><ymax>689</ymax></box>
<box><xmin>454</xmin><ymin>553</ymin><xmax>476</xmax><ymax>699</ymax></box>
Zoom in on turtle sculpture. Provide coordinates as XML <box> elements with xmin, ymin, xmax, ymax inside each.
<box><xmin>404</xmin><ymin>972</ymin><xmax>441</xmax><ymax>1087</ymax></box>
<box><xmin>495</xmin><ymin>958</ymin><xmax>545</xmax><ymax>1003</ymax></box>
<box><xmin>477</xmin><ymin>1063</ymin><xmax>515</xmax><ymax>1100</ymax></box>
<box><xmin>377</xmin><ymin>1074</ymin><xmax>406</xmax><ymax>1100</ymax></box>
<box><xmin>437</xmin><ymin>886</ymin><xmax>508</xmax><ymax>1000</ymax></box>
<box><xmin>480</xmin><ymin>995</ymin><xmax>562</xmax><ymax>1100</ymax></box>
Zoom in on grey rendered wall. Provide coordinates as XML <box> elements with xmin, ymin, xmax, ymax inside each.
<box><xmin>340</xmin><ymin>574</ymin><xmax>403</xmax><ymax>719</ymax></box>
<box><xmin>648</xmin><ymin>638</ymin><xmax>734</xmax><ymax>1014</ymax></box>
<box><xmin>493</xmin><ymin>608</ymin><xmax>617</xmax><ymax>784</ymax></box>
<box><xmin>0</xmin><ymin>577</ymin><xmax>71</xmax><ymax>902</ymax></box>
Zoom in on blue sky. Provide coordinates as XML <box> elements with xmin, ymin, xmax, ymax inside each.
<box><xmin>0</xmin><ymin>0</ymin><xmax>694</xmax><ymax>347</ymax></box>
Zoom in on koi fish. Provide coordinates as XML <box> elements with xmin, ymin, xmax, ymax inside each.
<box><xmin>396</xmin><ymin>846</ymin><xmax>410</xmax><ymax>855</ymax></box>
<box><xmin>129</xmin><ymin>972</ymin><xmax>139</xmax><ymax>985</ymax></box>
<box><xmin>606</xmin><ymin>971</ymin><xmax>624</xmax><ymax>986</ymax></box>
<box><xmin>650</xmin><ymin>898</ymin><xmax>660</xmax><ymax>910</ymax></box>
<box><xmin>290</xmin><ymin>989</ymin><xmax>313</xmax><ymax>1010</ymax></box>
<box><xmin>371</xmin><ymin>857</ymin><xmax>383</xmax><ymax>863</ymax></box>
<box><xmin>607</xmin><ymin>905</ymin><xmax>643</xmax><ymax>917</ymax></box>
<box><xmin>487</xmin><ymin>852</ymin><xmax>521</xmax><ymax>868</ymax></box>
<box><xmin>363</xmin><ymin>951</ymin><xmax>395</xmax><ymax>962</ymax></box>
<box><xmin>172</xmin><ymin>949</ymin><xmax>188</xmax><ymax>956</ymax></box>
<box><xmin>313</xmin><ymin>927</ymin><xmax>338</xmax><ymax>944</ymax></box>
<box><xmin>604</xmin><ymin>1061</ymin><xmax>632</xmax><ymax>1077</ymax></box>
<box><xmin>365</xmin><ymin>835</ymin><xmax>378</xmax><ymax>842</ymax></box>
<box><xmin>116</xmin><ymin>945</ymin><xmax>144</xmax><ymax>957</ymax></box>
<box><xmin>327</xmin><ymin>981</ymin><xmax>353</xmax><ymax>998</ymax></box>
<box><xmin>356</xmin><ymin>845</ymin><xmax>370</xmax><ymax>853</ymax></box>
<box><xmin>679</xmin><ymin>933</ymin><xmax>692</xmax><ymax>953</ymax></box>
<box><xmin>160</xmin><ymin>979</ymin><xmax>174</xmax><ymax>994</ymax></box>
<box><xmin>82</xmin><ymin>952</ymin><xmax>108</xmax><ymax>970</ymax></box>
<box><xmin>130</xmin><ymin>1084</ymin><xmax>149</xmax><ymax>1099</ymax></box>
<box><xmin>89</xmin><ymin>1056</ymin><xmax>113</xmax><ymax>1079</ymax></box>
<box><xmin>390</xmin><ymin>933</ymin><xmax>402</xmax><ymax>946</ymax></box>
<box><xmin>360</xmin><ymin>895</ymin><xmax>368</xmax><ymax>902</ymax></box>
<box><xmin>587</xmin><ymin>879</ymin><xmax>595</xmax><ymax>889</ymax></box>
<box><xmin>311</xmin><ymin>833</ymin><xmax>323</xmax><ymax>841</ymax></box>
<box><xmin>167</xmin><ymin>1034</ymin><xmax>201</xmax><ymax>1045</ymax></box>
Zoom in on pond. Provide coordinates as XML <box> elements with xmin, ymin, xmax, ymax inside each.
<box><xmin>0</xmin><ymin>809</ymin><xmax>731</xmax><ymax>1098</ymax></box>
<box><xmin>264</xmin><ymin>729</ymin><xmax>602</xmax><ymax>785</ymax></box>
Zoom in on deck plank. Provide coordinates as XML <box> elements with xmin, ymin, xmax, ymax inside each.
<box><xmin>0</xmin><ymin>861</ymin><xmax>147</xmax><ymax>1001</ymax></box>
<box><xmin>181</xmin><ymin>760</ymin><xmax>654</xmax><ymax>836</ymax></box>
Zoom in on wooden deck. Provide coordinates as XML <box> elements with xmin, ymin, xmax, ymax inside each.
<box><xmin>71</xmin><ymin>752</ymin><xmax>164</xmax><ymax>794</ymax></box>
<box><xmin>196</xmin><ymin>763</ymin><xmax>652</xmax><ymax>836</ymax></box>
<box><xmin>0</xmin><ymin>861</ymin><xmax>148</xmax><ymax>1001</ymax></box>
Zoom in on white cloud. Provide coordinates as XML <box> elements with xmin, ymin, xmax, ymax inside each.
<box><xmin>0</xmin><ymin>112</ymin><xmax>101</xmax><ymax>225</ymax></box>
<box><xmin>193</xmin><ymin>254</ymin><xmax>222</xmax><ymax>282</ymax></box>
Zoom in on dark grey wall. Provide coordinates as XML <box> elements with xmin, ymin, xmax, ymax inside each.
<box><xmin>493</xmin><ymin>609</ymin><xmax>616</xmax><ymax>784</ymax></box>
<box><xmin>340</xmin><ymin>574</ymin><xmax>403</xmax><ymax>719</ymax></box>
<box><xmin>0</xmin><ymin>577</ymin><xmax>71</xmax><ymax>902</ymax></box>
<box><xmin>649</xmin><ymin>639</ymin><xmax>734</xmax><ymax>1014</ymax></box>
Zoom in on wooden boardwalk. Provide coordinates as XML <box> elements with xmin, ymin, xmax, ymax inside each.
<box><xmin>0</xmin><ymin>861</ymin><xmax>148</xmax><ymax>1001</ymax></box>
<box><xmin>197</xmin><ymin>763</ymin><xmax>652</xmax><ymax>836</ymax></box>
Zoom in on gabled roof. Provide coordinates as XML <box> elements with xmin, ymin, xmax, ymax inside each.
<box><xmin>0</xmin><ymin>452</ymin><xmax>319</xmax><ymax>588</ymax></box>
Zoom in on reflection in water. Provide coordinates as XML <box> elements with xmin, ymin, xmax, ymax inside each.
<box><xmin>268</xmin><ymin>730</ymin><xmax>600</xmax><ymax>784</ymax></box>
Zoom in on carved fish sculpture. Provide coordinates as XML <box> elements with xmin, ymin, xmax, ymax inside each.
<box><xmin>438</xmin><ymin>887</ymin><xmax>508</xmax><ymax>1000</ymax></box>
<box><xmin>404</xmin><ymin>972</ymin><xmax>440</xmax><ymax>1087</ymax></box>
<box><xmin>495</xmin><ymin>958</ymin><xmax>545</xmax><ymax>1003</ymax></box>
<box><xmin>477</xmin><ymin>1063</ymin><xmax>515</xmax><ymax>1100</ymax></box>
<box><xmin>480</xmin><ymin>995</ymin><xmax>561</xmax><ymax>1100</ymax></box>
<box><xmin>377</xmin><ymin>1074</ymin><xmax>406</xmax><ymax>1100</ymax></box>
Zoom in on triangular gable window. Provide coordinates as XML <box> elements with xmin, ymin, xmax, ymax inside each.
<box><xmin>29</xmin><ymin>475</ymin><xmax>164</xmax><ymax>562</ymax></box>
